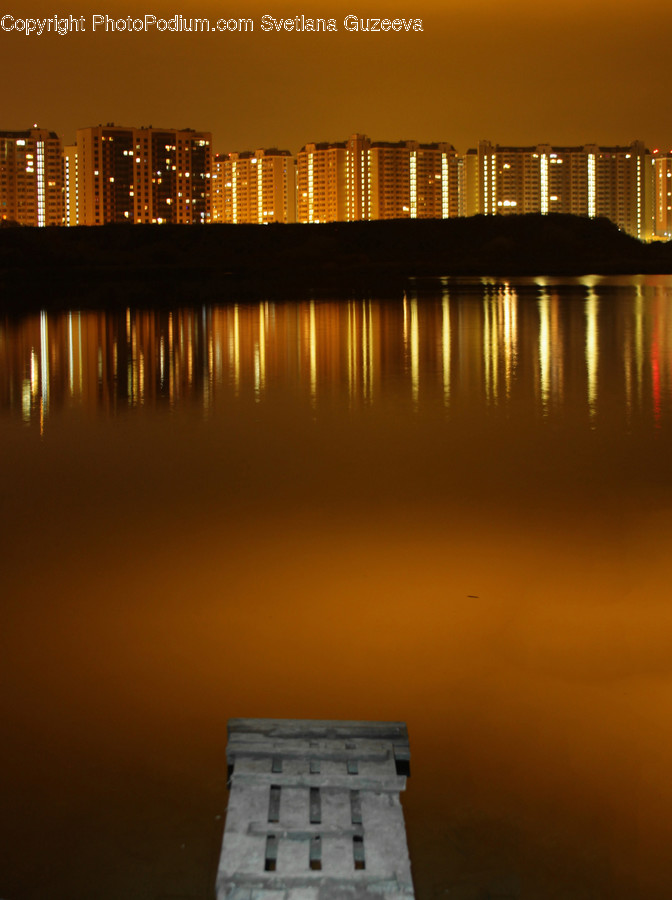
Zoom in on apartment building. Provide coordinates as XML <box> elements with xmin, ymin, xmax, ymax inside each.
<box><xmin>297</xmin><ymin>139</ymin><xmax>349</xmax><ymax>223</ymax></box>
<box><xmin>368</xmin><ymin>140</ymin><xmax>459</xmax><ymax>219</ymax></box>
<box><xmin>0</xmin><ymin>127</ymin><xmax>64</xmax><ymax>226</ymax></box>
<box><xmin>63</xmin><ymin>144</ymin><xmax>79</xmax><ymax>227</ymax></box>
<box><xmin>464</xmin><ymin>141</ymin><xmax>656</xmax><ymax>240</ymax></box>
<box><xmin>653</xmin><ymin>149</ymin><xmax>672</xmax><ymax>239</ymax></box>
<box><xmin>297</xmin><ymin>134</ymin><xmax>459</xmax><ymax>224</ymax></box>
<box><xmin>212</xmin><ymin>149</ymin><xmax>296</xmax><ymax>224</ymax></box>
<box><xmin>75</xmin><ymin>124</ymin><xmax>211</xmax><ymax>225</ymax></box>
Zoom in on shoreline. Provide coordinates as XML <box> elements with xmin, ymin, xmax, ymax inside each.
<box><xmin>2</xmin><ymin>214</ymin><xmax>672</xmax><ymax>310</ymax></box>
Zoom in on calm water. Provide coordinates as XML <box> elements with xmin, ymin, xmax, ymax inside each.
<box><xmin>2</xmin><ymin>276</ymin><xmax>672</xmax><ymax>900</ymax></box>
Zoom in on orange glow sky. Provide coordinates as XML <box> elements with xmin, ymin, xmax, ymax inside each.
<box><xmin>3</xmin><ymin>0</ymin><xmax>672</xmax><ymax>155</ymax></box>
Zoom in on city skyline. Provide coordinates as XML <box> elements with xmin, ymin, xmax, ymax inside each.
<box><xmin>2</xmin><ymin>0</ymin><xmax>672</xmax><ymax>156</ymax></box>
<box><xmin>4</xmin><ymin>126</ymin><xmax>668</xmax><ymax>238</ymax></box>
<box><xmin>6</xmin><ymin>119</ymin><xmax>672</xmax><ymax>159</ymax></box>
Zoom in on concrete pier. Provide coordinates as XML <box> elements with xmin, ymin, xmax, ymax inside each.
<box><xmin>216</xmin><ymin>718</ymin><xmax>415</xmax><ymax>900</ymax></box>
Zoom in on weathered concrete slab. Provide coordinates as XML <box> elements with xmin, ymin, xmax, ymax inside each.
<box><xmin>217</xmin><ymin>719</ymin><xmax>415</xmax><ymax>900</ymax></box>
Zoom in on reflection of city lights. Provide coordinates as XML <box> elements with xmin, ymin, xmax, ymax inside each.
<box><xmin>22</xmin><ymin>378</ymin><xmax>31</xmax><ymax>422</ymax></box>
<box><xmin>3</xmin><ymin>285</ymin><xmax>672</xmax><ymax>428</ymax></box>
<box><xmin>410</xmin><ymin>298</ymin><xmax>419</xmax><ymax>407</ymax></box>
<box><xmin>363</xmin><ymin>300</ymin><xmax>374</xmax><ymax>404</ymax></box>
<box><xmin>309</xmin><ymin>301</ymin><xmax>317</xmax><ymax>406</ymax></box>
<box><xmin>501</xmin><ymin>283</ymin><xmax>517</xmax><ymax>398</ymax></box>
<box><xmin>160</xmin><ymin>335</ymin><xmax>165</xmax><ymax>387</ymax></box>
<box><xmin>258</xmin><ymin>304</ymin><xmax>266</xmax><ymax>399</ymax></box>
<box><xmin>484</xmin><ymin>282</ymin><xmax>518</xmax><ymax>403</ymax></box>
<box><xmin>348</xmin><ymin>301</ymin><xmax>357</xmax><ymax>404</ymax></box>
<box><xmin>68</xmin><ymin>312</ymin><xmax>74</xmax><ymax>396</ymax></box>
<box><xmin>30</xmin><ymin>349</ymin><xmax>38</xmax><ymax>397</ymax></box>
<box><xmin>40</xmin><ymin>310</ymin><xmax>49</xmax><ymax>418</ymax></box>
<box><xmin>538</xmin><ymin>292</ymin><xmax>550</xmax><ymax>416</ymax></box>
<box><xmin>483</xmin><ymin>295</ymin><xmax>498</xmax><ymax>404</ymax></box>
<box><xmin>585</xmin><ymin>289</ymin><xmax>598</xmax><ymax>422</ymax></box>
<box><xmin>232</xmin><ymin>305</ymin><xmax>240</xmax><ymax>394</ymax></box>
<box><xmin>441</xmin><ymin>294</ymin><xmax>450</xmax><ymax>407</ymax></box>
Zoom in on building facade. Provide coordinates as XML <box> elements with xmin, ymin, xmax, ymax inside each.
<box><xmin>368</xmin><ymin>140</ymin><xmax>459</xmax><ymax>220</ymax></box>
<box><xmin>297</xmin><ymin>140</ymin><xmax>349</xmax><ymax>224</ymax></box>
<box><xmin>297</xmin><ymin>134</ymin><xmax>459</xmax><ymax>224</ymax></box>
<box><xmin>63</xmin><ymin>144</ymin><xmax>79</xmax><ymax>227</ymax></box>
<box><xmin>464</xmin><ymin>140</ymin><xmax>656</xmax><ymax>240</ymax></box>
<box><xmin>212</xmin><ymin>149</ymin><xmax>296</xmax><ymax>224</ymax></box>
<box><xmin>0</xmin><ymin>127</ymin><xmax>64</xmax><ymax>226</ymax></box>
<box><xmin>653</xmin><ymin>150</ymin><xmax>672</xmax><ymax>239</ymax></box>
<box><xmin>76</xmin><ymin>124</ymin><xmax>211</xmax><ymax>225</ymax></box>
<box><xmin>218</xmin><ymin>718</ymin><xmax>414</xmax><ymax>900</ymax></box>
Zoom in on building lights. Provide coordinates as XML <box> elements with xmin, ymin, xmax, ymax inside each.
<box><xmin>307</xmin><ymin>152</ymin><xmax>314</xmax><ymax>223</ymax></box>
<box><xmin>490</xmin><ymin>155</ymin><xmax>496</xmax><ymax>215</ymax></box>
<box><xmin>440</xmin><ymin>154</ymin><xmax>449</xmax><ymax>218</ymax></box>
<box><xmin>587</xmin><ymin>153</ymin><xmax>596</xmax><ymax>218</ymax></box>
<box><xmin>36</xmin><ymin>140</ymin><xmax>45</xmax><ymax>227</ymax></box>
<box><xmin>29</xmin><ymin>128</ymin><xmax>661</xmax><ymax>237</ymax></box>
<box><xmin>409</xmin><ymin>151</ymin><xmax>417</xmax><ymax>219</ymax></box>
<box><xmin>636</xmin><ymin>155</ymin><xmax>642</xmax><ymax>238</ymax></box>
<box><xmin>540</xmin><ymin>153</ymin><xmax>549</xmax><ymax>215</ymax></box>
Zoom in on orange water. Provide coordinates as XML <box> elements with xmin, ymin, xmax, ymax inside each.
<box><xmin>2</xmin><ymin>278</ymin><xmax>672</xmax><ymax>899</ymax></box>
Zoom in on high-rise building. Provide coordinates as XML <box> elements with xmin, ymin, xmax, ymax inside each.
<box><xmin>464</xmin><ymin>141</ymin><xmax>656</xmax><ymax>240</ymax></box>
<box><xmin>297</xmin><ymin>139</ymin><xmax>349</xmax><ymax>224</ymax></box>
<box><xmin>297</xmin><ymin>134</ymin><xmax>373</xmax><ymax>223</ymax></box>
<box><xmin>297</xmin><ymin>134</ymin><xmax>458</xmax><ymax>224</ymax></box>
<box><xmin>368</xmin><ymin>141</ymin><xmax>459</xmax><ymax>220</ymax></box>
<box><xmin>76</xmin><ymin>124</ymin><xmax>211</xmax><ymax>225</ymax></box>
<box><xmin>0</xmin><ymin>127</ymin><xmax>64</xmax><ymax>226</ymax></box>
<box><xmin>63</xmin><ymin>144</ymin><xmax>79</xmax><ymax>226</ymax></box>
<box><xmin>212</xmin><ymin>149</ymin><xmax>296</xmax><ymax>224</ymax></box>
<box><xmin>653</xmin><ymin>149</ymin><xmax>672</xmax><ymax>239</ymax></box>
<box><xmin>345</xmin><ymin>133</ymin><xmax>371</xmax><ymax>222</ymax></box>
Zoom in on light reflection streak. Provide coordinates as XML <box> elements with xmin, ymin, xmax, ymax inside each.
<box><xmin>585</xmin><ymin>289</ymin><xmax>599</xmax><ymax>422</ymax></box>
<box><xmin>483</xmin><ymin>294</ymin><xmax>498</xmax><ymax>405</ymax></box>
<box><xmin>651</xmin><ymin>312</ymin><xmax>661</xmax><ymax>429</ymax></box>
<box><xmin>68</xmin><ymin>312</ymin><xmax>74</xmax><ymax>396</ymax></box>
<box><xmin>187</xmin><ymin>320</ymin><xmax>193</xmax><ymax>388</ymax></box>
<box><xmin>550</xmin><ymin>292</ymin><xmax>563</xmax><ymax>409</ymax></box>
<box><xmin>232</xmin><ymin>305</ymin><xmax>240</xmax><ymax>395</ymax></box>
<box><xmin>309</xmin><ymin>301</ymin><xmax>317</xmax><ymax>407</ymax></box>
<box><xmin>538</xmin><ymin>291</ymin><xmax>550</xmax><ymax>416</ymax></box>
<box><xmin>21</xmin><ymin>376</ymin><xmax>31</xmax><ymax>423</ymax></box>
<box><xmin>138</xmin><ymin>351</ymin><xmax>145</xmax><ymax>406</ymax></box>
<box><xmin>441</xmin><ymin>293</ymin><xmax>450</xmax><ymax>407</ymax></box>
<box><xmin>30</xmin><ymin>349</ymin><xmax>38</xmax><ymax>399</ymax></box>
<box><xmin>501</xmin><ymin>283</ymin><xmax>517</xmax><ymax>399</ymax></box>
<box><xmin>410</xmin><ymin>297</ymin><xmax>419</xmax><ymax>407</ymax></box>
<box><xmin>366</xmin><ymin>300</ymin><xmax>374</xmax><ymax>405</ymax></box>
<box><xmin>168</xmin><ymin>313</ymin><xmax>174</xmax><ymax>405</ymax></box>
<box><xmin>2</xmin><ymin>283</ymin><xmax>672</xmax><ymax>429</ymax></box>
<box><xmin>361</xmin><ymin>300</ymin><xmax>368</xmax><ymax>404</ymax></box>
<box><xmin>258</xmin><ymin>304</ymin><xmax>266</xmax><ymax>398</ymax></box>
<box><xmin>348</xmin><ymin>301</ymin><xmax>356</xmax><ymax>405</ymax></box>
<box><xmin>40</xmin><ymin>310</ymin><xmax>49</xmax><ymax>419</ymax></box>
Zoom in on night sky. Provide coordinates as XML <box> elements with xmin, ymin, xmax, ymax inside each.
<box><xmin>3</xmin><ymin>0</ymin><xmax>671</xmax><ymax>155</ymax></box>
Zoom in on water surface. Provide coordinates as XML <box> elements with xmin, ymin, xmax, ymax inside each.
<box><xmin>1</xmin><ymin>276</ymin><xmax>672</xmax><ymax>899</ymax></box>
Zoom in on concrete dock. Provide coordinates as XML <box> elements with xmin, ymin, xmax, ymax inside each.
<box><xmin>216</xmin><ymin>718</ymin><xmax>415</xmax><ymax>900</ymax></box>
